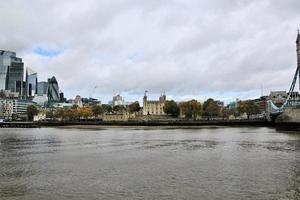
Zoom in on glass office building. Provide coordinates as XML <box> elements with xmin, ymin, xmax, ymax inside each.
<box><xmin>0</xmin><ymin>50</ymin><xmax>24</xmax><ymax>96</ymax></box>
<box><xmin>37</xmin><ymin>81</ymin><xmax>48</xmax><ymax>95</ymax></box>
<box><xmin>26</xmin><ymin>68</ymin><xmax>38</xmax><ymax>97</ymax></box>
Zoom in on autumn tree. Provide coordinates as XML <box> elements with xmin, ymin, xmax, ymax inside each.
<box><xmin>27</xmin><ymin>105</ymin><xmax>39</xmax><ymax>121</ymax></box>
<box><xmin>91</xmin><ymin>105</ymin><xmax>103</xmax><ymax>117</ymax></box>
<box><xmin>179</xmin><ymin>100</ymin><xmax>202</xmax><ymax>120</ymax></box>
<box><xmin>203</xmin><ymin>98</ymin><xmax>220</xmax><ymax>119</ymax></box>
<box><xmin>238</xmin><ymin>100</ymin><xmax>260</xmax><ymax>119</ymax></box>
<box><xmin>78</xmin><ymin>107</ymin><xmax>93</xmax><ymax>119</ymax></box>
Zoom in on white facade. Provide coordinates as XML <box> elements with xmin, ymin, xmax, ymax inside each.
<box><xmin>112</xmin><ymin>94</ymin><xmax>124</xmax><ymax>106</ymax></box>
<box><xmin>74</xmin><ymin>95</ymin><xmax>83</xmax><ymax>108</ymax></box>
<box><xmin>0</xmin><ymin>99</ymin><xmax>33</xmax><ymax>120</ymax></box>
<box><xmin>143</xmin><ymin>93</ymin><xmax>166</xmax><ymax>115</ymax></box>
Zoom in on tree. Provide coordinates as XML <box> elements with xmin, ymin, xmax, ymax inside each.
<box><xmin>238</xmin><ymin>100</ymin><xmax>260</xmax><ymax>119</ymax></box>
<box><xmin>71</xmin><ymin>104</ymin><xmax>78</xmax><ymax>109</ymax></box>
<box><xmin>27</xmin><ymin>105</ymin><xmax>39</xmax><ymax>121</ymax></box>
<box><xmin>164</xmin><ymin>100</ymin><xmax>180</xmax><ymax>117</ymax></box>
<box><xmin>128</xmin><ymin>101</ymin><xmax>141</xmax><ymax>113</ymax></box>
<box><xmin>220</xmin><ymin>107</ymin><xmax>237</xmax><ymax>120</ymax></box>
<box><xmin>91</xmin><ymin>105</ymin><xmax>103</xmax><ymax>117</ymax></box>
<box><xmin>203</xmin><ymin>98</ymin><xmax>220</xmax><ymax>119</ymax></box>
<box><xmin>45</xmin><ymin>109</ymin><xmax>55</xmax><ymax>119</ymax></box>
<box><xmin>64</xmin><ymin>108</ymin><xmax>77</xmax><ymax>120</ymax></box>
<box><xmin>113</xmin><ymin>105</ymin><xmax>126</xmax><ymax>113</ymax></box>
<box><xmin>55</xmin><ymin>108</ymin><xmax>66</xmax><ymax>120</ymax></box>
<box><xmin>179</xmin><ymin>100</ymin><xmax>202</xmax><ymax>120</ymax></box>
<box><xmin>78</xmin><ymin>107</ymin><xmax>93</xmax><ymax>119</ymax></box>
<box><xmin>102</xmin><ymin>104</ymin><xmax>112</xmax><ymax>113</ymax></box>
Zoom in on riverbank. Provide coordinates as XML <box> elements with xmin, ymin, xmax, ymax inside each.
<box><xmin>0</xmin><ymin>119</ymin><xmax>288</xmax><ymax>129</ymax></box>
<box><xmin>0</xmin><ymin>121</ymin><xmax>39</xmax><ymax>128</ymax></box>
<box><xmin>38</xmin><ymin>119</ymin><xmax>273</xmax><ymax>128</ymax></box>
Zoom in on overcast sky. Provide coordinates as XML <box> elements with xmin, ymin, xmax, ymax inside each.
<box><xmin>1</xmin><ymin>0</ymin><xmax>300</xmax><ymax>103</ymax></box>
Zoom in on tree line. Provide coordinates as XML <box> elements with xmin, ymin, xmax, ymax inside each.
<box><xmin>27</xmin><ymin>99</ymin><xmax>261</xmax><ymax>121</ymax></box>
<box><xmin>163</xmin><ymin>99</ymin><xmax>261</xmax><ymax>119</ymax></box>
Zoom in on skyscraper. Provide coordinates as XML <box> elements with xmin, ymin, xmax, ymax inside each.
<box><xmin>47</xmin><ymin>76</ymin><xmax>60</xmax><ymax>102</ymax></box>
<box><xmin>37</xmin><ymin>81</ymin><xmax>48</xmax><ymax>95</ymax></box>
<box><xmin>0</xmin><ymin>50</ymin><xmax>24</xmax><ymax>96</ymax></box>
<box><xmin>26</xmin><ymin>68</ymin><xmax>38</xmax><ymax>97</ymax></box>
<box><xmin>297</xmin><ymin>30</ymin><xmax>300</xmax><ymax>90</ymax></box>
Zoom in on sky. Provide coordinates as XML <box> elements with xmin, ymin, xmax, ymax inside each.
<box><xmin>0</xmin><ymin>0</ymin><xmax>300</xmax><ymax>104</ymax></box>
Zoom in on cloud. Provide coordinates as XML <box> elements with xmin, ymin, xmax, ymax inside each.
<box><xmin>0</xmin><ymin>0</ymin><xmax>300</xmax><ymax>103</ymax></box>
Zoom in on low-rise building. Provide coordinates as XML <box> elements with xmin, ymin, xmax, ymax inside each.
<box><xmin>102</xmin><ymin>113</ymin><xmax>129</xmax><ymax>121</ymax></box>
<box><xmin>0</xmin><ymin>99</ymin><xmax>34</xmax><ymax>120</ymax></box>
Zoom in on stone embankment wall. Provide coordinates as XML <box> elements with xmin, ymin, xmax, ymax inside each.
<box><xmin>276</xmin><ymin>108</ymin><xmax>300</xmax><ymax>123</ymax></box>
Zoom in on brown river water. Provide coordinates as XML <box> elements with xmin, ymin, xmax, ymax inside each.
<box><xmin>0</xmin><ymin>127</ymin><xmax>300</xmax><ymax>199</ymax></box>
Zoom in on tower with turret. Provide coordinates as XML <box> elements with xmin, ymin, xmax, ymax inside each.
<box><xmin>142</xmin><ymin>91</ymin><xmax>166</xmax><ymax>115</ymax></box>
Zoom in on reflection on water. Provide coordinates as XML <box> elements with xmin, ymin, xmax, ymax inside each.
<box><xmin>0</xmin><ymin>127</ymin><xmax>300</xmax><ymax>200</ymax></box>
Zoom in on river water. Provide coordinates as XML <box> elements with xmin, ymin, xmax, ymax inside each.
<box><xmin>0</xmin><ymin>127</ymin><xmax>300</xmax><ymax>200</ymax></box>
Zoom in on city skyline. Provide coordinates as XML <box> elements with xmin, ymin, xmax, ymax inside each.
<box><xmin>1</xmin><ymin>1</ymin><xmax>300</xmax><ymax>103</ymax></box>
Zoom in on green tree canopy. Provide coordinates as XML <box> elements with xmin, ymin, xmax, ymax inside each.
<box><xmin>102</xmin><ymin>104</ymin><xmax>112</xmax><ymax>113</ymax></box>
<box><xmin>164</xmin><ymin>100</ymin><xmax>180</xmax><ymax>117</ymax></box>
<box><xmin>91</xmin><ymin>105</ymin><xmax>103</xmax><ymax>116</ymax></box>
<box><xmin>203</xmin><ymin>98</ymin><xmax>220</xmax><ymax>118</ymax></box>
<box><xmin>113</xmin><ymin>105</ymin><xmax>126</xmax><ymax>113</ymax></box>
<box><xmin>179</xmin><ymin>99</ymin><xmax>202</xmax><ymax>120</ymax></box>
<box><xmin>27</xmin><ymin>105</ymin><xmax>39</xmax><ymax>121</ymax></box>
<box><xmin>238</xmin><ymin>100</ymin><xmax>260</xmax><ymax>119</ymax></box>
<box><xmin>128</xmin><ymin>101</ymin><xmax>141</xmax><ymax>113</ymax></box>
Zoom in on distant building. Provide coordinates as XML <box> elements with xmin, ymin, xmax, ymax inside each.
<box><xmin>59</xmin><ymin>92</ymin><xmax>66</xmax><ymax>102</ymax></box>
<box><xmin>52</xmin><ymin>102</ymin><xmax>74</xmax><ymax>108</ymax></box>
<box><xmin>74</xmin><ymin>95</ymin><xmax>83</xmax><ymax>108</ymax></box>
<box><xmin>37</xmin><ymin>81</ymin><xmax>48</xmax><ymax>95</ymax></box>
<box><xmin>143</xmin><ymin>91</ymin><xmax>166</xmax><ymax>115</ymax></box>
<box><xmin>0</xmin><ymin>89</ymin><xmax>19</xmax><ymax>99</ymax></box>
<box><xmin>32</xmin><ymin>94</ymin><xmax>48</xmax><ymax>107</ymax></box>
<box><xmin>0</xmin><ymin>98</ymin><xmax>34</xmax><ymax>120</ymax></box>
<box><xmin>82</xmin><ymin>97</ymin><xmax>101</xmax><ymax>106</ymax></box>
<box><xmin>216</xmin><ymin>100</ymin><xmax>225</xmax><ymax>108</ymax></box>
<box><xmin>47</xmin><ymin>76</ymin><xmax>60</xmax><ymax>102</ymax></box>
<box><xmin>0</xmin><ymin>50</ymin><xmax>24</xmax><ymax>96</ymax></box>
<box><xmin>26</xmin><ymin>68</ymin><xmax>38</xmax><ymax>97</ymax></box>
<box><xmin>102</xmin><ymin>113</ymin><xmax>130</xmax><ymax>121</ymax></box>
<box><xmin>268</xmin><ymin>91</ymin><xmax>287</xmax><ymax>106</ymax></box>
<box><xmin>112</xmin><ymin>94</ymin><xmax>124</xmax><ymax>106</ymax></box>
<box><xmin>253</xmin><ymin>96</ymin><xmax>268</xmax><ymax>114</ymax></box>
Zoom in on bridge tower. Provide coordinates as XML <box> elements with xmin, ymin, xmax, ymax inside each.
<box><xmin>297</xmin><ymin>29</ymin><xmax>300</xmax><ymax>90</ymax></box>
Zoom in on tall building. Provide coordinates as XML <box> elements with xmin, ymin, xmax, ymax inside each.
<box><xmin>26</xmin><ymin>68</ymin><xmax>38</xmax><ymax>97</ymax></box>
<box><xmin>112</xmin><ymin>94</ymin><xmax>124</xmax><ymax>106</ymax></box>
<box><xmin>74</xmin><ymin>95</ymin><xmax>83</xmax><ymax>108</ymax></box>
<box><xmin>0</xmin><ymin>50</ymin><xmax>24</xmax><ymax>96</ymax></box>
<box><xmin>7</xmin><ymin>62</ymin><xmax>24</xmax><ymax>96</ymax></box>
<box><xmin>37</xmin><ymin>81</ymin><xmax>48</xmax><ymax>95</ymax></box>
<box><xmin>297</xmin><ymin>30</ymin><xmax>300</xmax><ymax>90</ymax></box>
<box><xmin>47</xmin><ymin>76</ymin><xmax>60</xmax><ymax>102</ymax></box>
<box><xmin>143</xmin><ymin>91</ymin><xmax>166</xmax><ymax>115</ymax></box>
